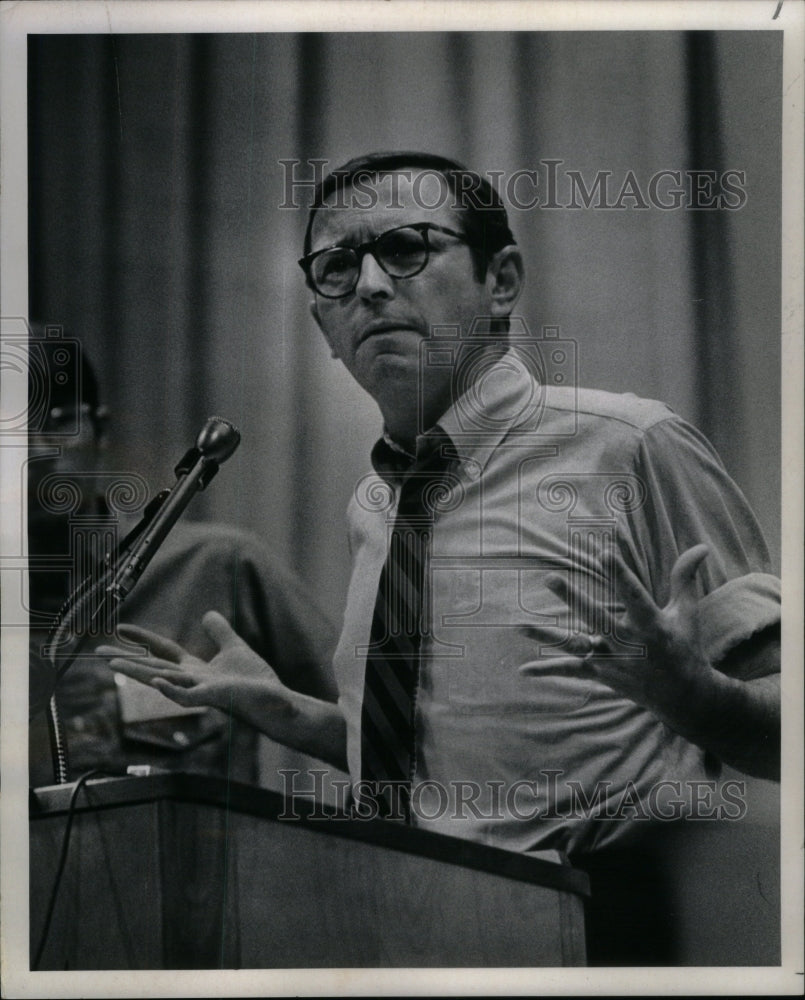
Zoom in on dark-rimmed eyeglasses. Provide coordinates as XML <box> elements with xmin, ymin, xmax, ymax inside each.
<box><xmin>298</xmin><ymin>222</ymin><xmax>475</xmax><ymax>299</ymax></box>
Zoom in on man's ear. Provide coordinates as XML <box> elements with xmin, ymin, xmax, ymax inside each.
<box><xmin>309</xmin><ymin>300</ymin><xmax>340</xmax><ymax>359</ymax></box>
<box><xmin>486</xmin><ymin>246</ymin><xmax>524</xmax><ymax>318</ymax></box>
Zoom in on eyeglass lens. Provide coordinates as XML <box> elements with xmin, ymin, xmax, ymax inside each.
<box><xmin>310</xmin><ymin>226</ymin><xmax>429</xmax><ymax>297</ymax></box>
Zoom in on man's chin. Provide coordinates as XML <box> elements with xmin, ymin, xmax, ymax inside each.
<box><xmin>356</xmin><ymin>334</ymin><xmax>420</xmax><ymax>375</ymax></box>
<box><xmin>354</xmin><ymin>353</ymin><xmax>420</xmax><ymax>409</ymax></box>
<box><xmin>363</xmin><ymin>350</ymin><xmax>420</xmax><ymax>383</ymax></box>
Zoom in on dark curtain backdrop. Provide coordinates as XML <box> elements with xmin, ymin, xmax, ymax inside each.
<box><xmin>28</xmin><ymin>32</ymin><xmax>782</xmax><ymax>623</ymax></box>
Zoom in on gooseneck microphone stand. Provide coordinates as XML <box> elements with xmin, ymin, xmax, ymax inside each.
<box><xmin>42</xmin><ymin>417</ymin><xmax>241</xmax><ymax>784</ymax></box>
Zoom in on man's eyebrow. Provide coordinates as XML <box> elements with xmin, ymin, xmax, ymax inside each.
<box><xmin>308</xmin><ymin>222</ymin><xmax>372</xmax><ymax>251</ymax></box>
<box><xmin>307</xmin><ymin>226</ymin><xmax>392</xmax><ymax>254</ymax></box>
<box><xmin>307</xmin><ymin>236</ymin><xmax>350</xmax><ymax>254</ymax></box>
<box><xmin>309</xmin><ymin>220</ymin><xmax>453</xmax><ymax>253</ymax></box>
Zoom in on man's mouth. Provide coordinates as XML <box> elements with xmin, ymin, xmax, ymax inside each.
<box><xmin>357</xmin><ymin>321</ymin><xmax>422</xmax><ymax>346</ymax></box>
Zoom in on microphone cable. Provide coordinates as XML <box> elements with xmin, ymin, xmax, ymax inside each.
<box><xmin>31</xmin><ymin>769</ymin><xmax>105</xmax><ymax>971</ymax></box>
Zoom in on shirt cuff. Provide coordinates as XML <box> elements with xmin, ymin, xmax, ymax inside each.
<box><xmin>699</xmin><ymin>573</ymin><xmax>781</xmax><ymax>668</ymax></box>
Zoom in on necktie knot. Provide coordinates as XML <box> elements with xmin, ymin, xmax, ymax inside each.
<box><xmin>396</xmin><ymin>432</ymin><xmax>457</xmax><ymax>523</ymax></box>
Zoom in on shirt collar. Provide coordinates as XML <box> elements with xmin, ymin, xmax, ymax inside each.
<box><xmin>370</xmin><ymin>346</ymin><xmax>535</xmax><ymax>481</ymax></box>
<box><xmin>371</xmin><ymin>424</ymin><xmax>455</xmax><ymax>482</ymax></box>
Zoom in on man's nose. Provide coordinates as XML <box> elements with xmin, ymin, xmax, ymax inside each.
<box><xmin>354</xmin><ymin>252</ymin><xmax>395</xmax><ymax>301</ymax></box>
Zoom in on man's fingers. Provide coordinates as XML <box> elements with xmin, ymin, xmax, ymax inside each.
<box><xmin>519</xmin><ymin>654</ymin><xmax>593</xmax><ymax>677</ymax></box>
<box><xmin>520</xmin><ymin>632</ymin><xmax>622</xmax><ymax>676</ymax></box>
<box><xmin>97</xmin><ymin>644</ymin><xmax>186</xmax><ymax>673</ymax></box>
<box><xmin>553</xmin><ymin>632</ymin><xmax>594</xmax><ymax>657</ymax></box>
<box><xmin>668</xmin><ymin>543</ymin><xmax>709</xmax><ymax>607</ymax></box>
<box><xmin>96</xmin><ymin>643</ymin><xmax>135</xmax><ymax>660</ymax></box>
<box><xmin>519</xmin><ymin>624</ymin><xmax>584</xmax><ymax>645</ymax></box>
<box><xmin>201</xmin><ymin>610</ymin><xmax>240</xmax><ymax>651</ymax></box>
<box><xmin>115</xmin><ymin>624</ymin><xmax>188</xmax><ymax>664</ymax></box>
<box><xmin>150</xmin><ymin>677</ymin><xmax>204</xmax><ymax>705</ymax></box>
<box><xmin>519</xmin><ymin>625</ymin><xmax>609</xmax><ymax>658</ymax></box>
<box><xmin>107</xmin><ymin>656</ymin><xmax>196</xmax><ymax>688</ymax></box>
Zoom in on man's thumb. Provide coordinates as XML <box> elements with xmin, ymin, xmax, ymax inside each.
<box><xmin>202</xmin><ymin>610</ymin><xmax>239</xmax><ymax>650</ymax></box>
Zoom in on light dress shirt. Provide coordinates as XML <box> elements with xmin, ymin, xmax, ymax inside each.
<box><xmin>332</xmin><ymin>347</ymin><xmax>779</xmax><ymax>853</ymax></box>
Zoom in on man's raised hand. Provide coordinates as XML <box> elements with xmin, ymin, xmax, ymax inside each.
<box><xmin>521</xmin><ymin>542</ymin><xmax>714</xmax><ymax>725</ymax></box>
<box><xmin>97</xmin><ymin>611</ymin><xmax>286</xmax><ymax>714</ymax></box>
<box><xmin>98</xmin><ymin>611</ymin><xmax>348</xmax><ymax>769</ymax></box>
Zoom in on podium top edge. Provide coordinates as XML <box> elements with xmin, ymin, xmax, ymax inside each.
<box><xmin>30</xmin><ymin>771</ymin><xmax>591</xmax><ymax>898</ymax></box>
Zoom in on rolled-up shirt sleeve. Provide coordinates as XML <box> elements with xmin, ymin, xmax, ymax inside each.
<box><xmin>697</xmin><ymin>573</ymin><xmax>781</xmax><ymax>673</ymax></box>
<box><xmin>621</xmin><ymin>414</ymin><xmax>780</xmax><ymax>673</ymax></box>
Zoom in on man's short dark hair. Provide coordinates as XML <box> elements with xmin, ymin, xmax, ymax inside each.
<box><xmin>303</xmin><ymin>151</ymin><xmax>516</xmax><ymax>283</ymax></box>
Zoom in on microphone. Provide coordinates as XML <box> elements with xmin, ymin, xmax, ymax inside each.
<box><xmin>41</xmin><ymin>417</ymin><xmax>240</xmax><ymax>781</ymax></box>
<box><xmin>105</xmin><ymin>416</ymin><xmax>241</xmax><ymax>605</ymax></box>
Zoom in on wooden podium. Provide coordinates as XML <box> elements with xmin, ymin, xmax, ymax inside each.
<box><xmin>29</xmin><ymin>773</ymin><xmax>590</xmax><ymax>970</ymax></box>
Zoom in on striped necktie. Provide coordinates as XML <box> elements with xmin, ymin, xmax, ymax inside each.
<box><xmin>359</xmin><ymin>436</ymin><xmax>454</xmax><ymax>821</ymax></box>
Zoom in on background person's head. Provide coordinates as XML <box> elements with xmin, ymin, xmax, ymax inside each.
<box><xmin>27</xmin><ymin>331</ymin><xmax>109</xmax><ymax>540</ymax></box>
<box><xmin>301</xmin><ymin>152</ymin><xmax>524</xmax><ymax>446</ymax></box>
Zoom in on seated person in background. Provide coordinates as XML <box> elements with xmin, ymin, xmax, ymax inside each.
<box><xmin>28</xmin><ymin>335</ymin><xmax>338</xmax><ymax>787</ymax></box>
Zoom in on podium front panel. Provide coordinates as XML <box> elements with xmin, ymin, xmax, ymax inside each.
<box><xmin>30</xmin><ymin>774</ymin><xmax>588</xmax><ymax>970</ymax></box>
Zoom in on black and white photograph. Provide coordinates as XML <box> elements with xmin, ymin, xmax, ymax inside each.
<box><xmin>1</xmin><ymin>1</ymin><xmax>802</xmax><ymax>995</ymax></box>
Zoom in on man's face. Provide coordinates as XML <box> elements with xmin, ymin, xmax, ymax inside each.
<box><xmin>308</xmin><ymin>170</ymin><xmax>505</xmax><ymax>430</ymax></box>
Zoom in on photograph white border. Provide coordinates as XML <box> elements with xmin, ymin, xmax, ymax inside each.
<box><xmin>1</xmin><ymin>1</ymin><xmax>802</xmax><ymax>996</ymax></box>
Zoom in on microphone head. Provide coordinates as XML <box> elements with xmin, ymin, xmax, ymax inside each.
<box><xmin>196</xmin><ymin>417</ymin><xmax>241</xmax><ymax>463</ymax></box>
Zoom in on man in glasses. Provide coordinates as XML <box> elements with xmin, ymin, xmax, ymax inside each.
<box><xmin>105</xmin><ymin>151</ymin><xmax>780</xmax><ymax>958</ymax></box>
<box><xmin>298</xmin><ymin>158</ymin><xmax>522</xmax><ymax>456</ymax></box>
